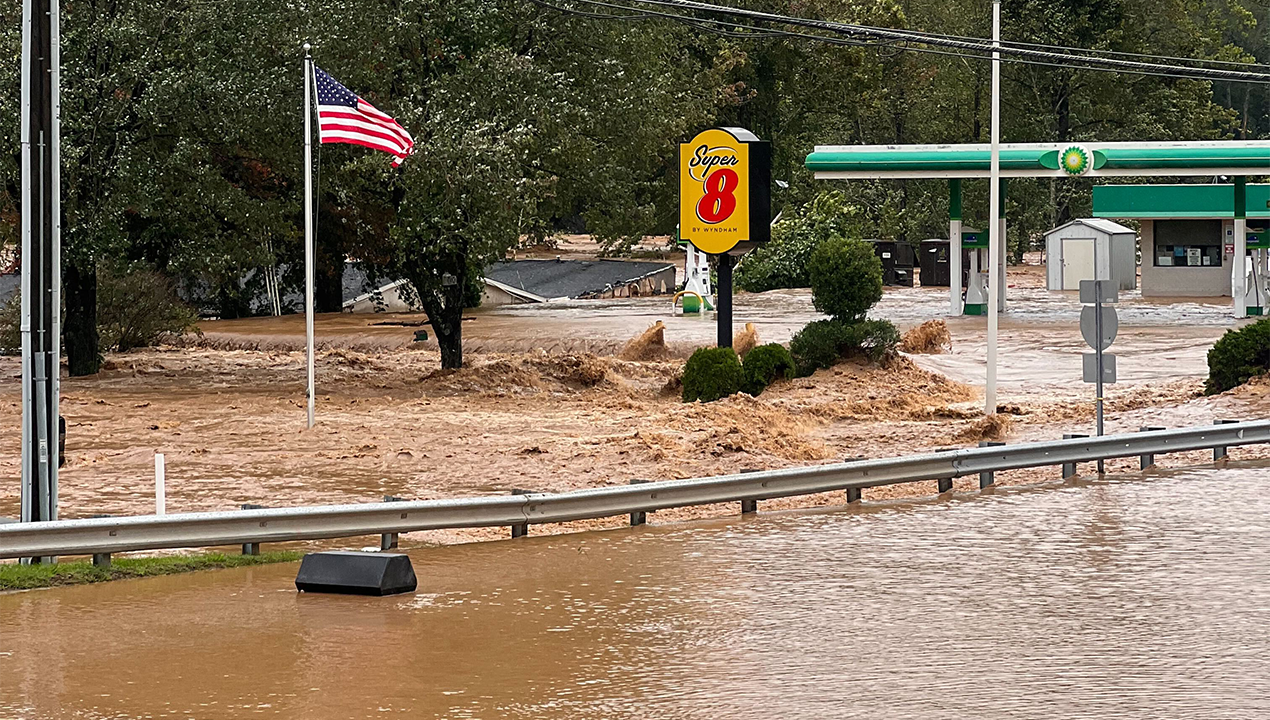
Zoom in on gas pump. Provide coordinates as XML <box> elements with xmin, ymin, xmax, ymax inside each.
<box><xmin>676</xmin><ymin>226</ymin><xmax>715</xmax><ymax>314</ymax></box>
<box><xmin>1247</xmin><ymin>226</ymin><xmax>1269</xmax><ymax>316</ymax></box>
<box><xmin>962</xmin><ymin>227</ymin><xmax>989</xmax><ymax>315</ymax></box>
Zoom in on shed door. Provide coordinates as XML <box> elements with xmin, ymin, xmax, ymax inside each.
<box><xmin>1062</xmin><ymin>238</ymin><xmax>1095</xmax><ymax>290</ymax></box>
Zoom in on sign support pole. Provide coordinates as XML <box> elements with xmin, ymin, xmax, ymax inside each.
<box><xmin>986</xmin><ymin>0</ymin><xmax>1001</xmax><ymax>416</ymax></box>
<box><xmin>716</xmin><ymin>254</ymin><xmax>734</xmax><ymax>348</ymax></box>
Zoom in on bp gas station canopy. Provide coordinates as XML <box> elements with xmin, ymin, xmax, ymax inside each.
<box><xmin>805</xmin><ymin>140</ymin><xmax>1270</xmax><ymax>319</ymax></box>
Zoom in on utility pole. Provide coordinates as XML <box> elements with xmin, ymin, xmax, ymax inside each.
<box><xmin>985</xmin><ymin>0</ymin><xmax>1001</xmax><ymax>415</ymax></box>
<box><xmin>20</xmin><ymin>0</ymin><xmax>61</xmax><ymax>543</ymax></box>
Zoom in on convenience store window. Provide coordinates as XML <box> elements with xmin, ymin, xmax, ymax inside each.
<box><xmin>1154</xmin><ymin>219</ymin><xmax>1222</xmax><ymax>267</ymax></box>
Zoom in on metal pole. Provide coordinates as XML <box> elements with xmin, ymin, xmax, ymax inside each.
<box><xmin>303</xmin><ymin>45</ymin><xmax>316</xmax><ymax>428</ymax></box>
<box><xmin>1234</xmin><ymin>177</ymin><xmax>1247</xmax><ymax>319</ymax></box>
<box><xmin>949</xmin><ymin>179</ymin><xmax>963</xmax><ymax>315</ymax></box>
<box><xmin>717</xmin><ymin>253</ymin><xmax>734</xmax><ymax>348</ymax></box>
<box><xmin>985</xmin><ymin>0</ymin><xmax>1001</xmax><ymax>416</ymax></box>
<box><xmin>1094</xmin><ymin>278</ymin><xmax>1105</xmax><ymax>473</ymax></box>
<box><xmin>20</xmin><ymin>0</ymin><xmax>60</xmax><ymax>543</ymax></box>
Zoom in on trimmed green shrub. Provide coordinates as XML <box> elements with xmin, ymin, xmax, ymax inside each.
<box><xmin>1204</xmin><ymin>318</ymin><xmax>1270</xmax><ymax>395</ymax></box>
<box><xmin>742</xmin><ymin>343</ymin><xmax>796</xmax><ymax>396</ymax></box>
<box><xmin>790</xmin><ymin>318</ymin><xmax>900</xmax><ymax>376</ymax></box>
<box><xmin>790</xmin><ymin>319</ymin><xmax>850</xmax><ymax>376</ymax></box>
<box><xmin>736</xmin><ymin>193</ymin><xmax>865</xmax><ymax>293</ymax></box>
<box><xmin>848</xmin><ymin>319</ymin><xmax>901</xmax><ymax>363</ymax></box>
<box><xmin>808</xmin><ymin>236</ymin><xmax>883</xmax><ymax>321</ymax></box>
<box><xmin>682</xmin><ymin>346</ymin><xmax>744</xmax><ymax>403</ymax></box>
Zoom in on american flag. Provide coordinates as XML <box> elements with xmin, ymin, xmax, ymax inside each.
<box><xmin>314</xmin><ymin>66</ymin><xmax>415</xmax><ymax>167</ymax></box>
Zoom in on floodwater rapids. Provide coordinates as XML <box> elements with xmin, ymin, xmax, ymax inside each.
<box><xmin>4</xmin><ymin>463</ymin><xmax>1269</xmax><ymax>719</ymax></box>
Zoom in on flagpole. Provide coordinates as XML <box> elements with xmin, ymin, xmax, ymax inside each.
<box><xmin>303</xmin><ymin>43</ymin><xmax>316</xmax><ymax>429</ymax></box>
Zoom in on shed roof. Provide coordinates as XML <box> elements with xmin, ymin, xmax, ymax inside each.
<box><xmin>483</xmin><ymin>259</ymin><xmax>675</xmax><ymax>300</ymax></box>
<box><xmin>1045</xmin><ymin>218</ymin><xmax>1135</xmax><ymax>237</ymax></box>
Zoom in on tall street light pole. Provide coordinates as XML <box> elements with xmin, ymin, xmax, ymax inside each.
<box><xmin>20</xmin><ymin>0</ymin><xmax>61</xmax><ymax>544</ymax></box>
<box><xmin>986</xmin><ymin>0</ymin><xmax>1001</xmax><ymax>416</ymax></box>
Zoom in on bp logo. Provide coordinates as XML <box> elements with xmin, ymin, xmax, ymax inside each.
<box><xmin>1059</xmin><ymin>145</ymin><xmax>1091</xmax><ymax>175</ymax></box>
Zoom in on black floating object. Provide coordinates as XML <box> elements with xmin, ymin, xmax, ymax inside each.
<box><xmin>295</xmin><ymin>551</ymin><xmax>417</xmax><ymax>596</ymax></box>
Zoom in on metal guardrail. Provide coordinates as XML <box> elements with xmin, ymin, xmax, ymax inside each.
<box><xmin>2</xmin><ymin>420</ymin><xmax>1268</xmax><ymax>560</ymax></box>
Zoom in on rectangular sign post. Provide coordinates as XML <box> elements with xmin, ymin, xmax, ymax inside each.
<box><xmin>680</xmin><ymin>127</ymin><xmax>770</xmax><ymax>349</ymax></box>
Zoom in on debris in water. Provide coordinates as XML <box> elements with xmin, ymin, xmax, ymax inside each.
<box><xmin>734</xmin><ymin>323</ymin><xmax>760</xmax><ymax>358</ymax></box>
<box><xmin>619</xmin><ymin>321</ymin><xmax>671</xmax><ymax>361</ymax></box>
<box><xmin>956</xmin><ymin>414</ymin><xmax>1013</xmax><ymax>441</ymax></box>
<box><xmin>899</xmin><ymin>320</ymin><xmax>951</xmax><ymax>355</ymax></box>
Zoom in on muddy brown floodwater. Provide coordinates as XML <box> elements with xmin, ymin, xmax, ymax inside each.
<box><xmin>1</xmin><ymin>267</ymin><xmax>1268</xmax><ymax>537</ymax></box>
<box><xmin>4</xmin><ymin>464</ymin><xmax>1270</xmax><ymax>719</ymax></box>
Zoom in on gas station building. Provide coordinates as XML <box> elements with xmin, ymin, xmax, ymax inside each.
<box><xmin>806</xmin><ymin>140</ymin><xmax>1270</xmax><ymax>318</ymax></box>
<box><xmin>1093</xmin><ymin>183</ymin><xmax>1270</xmax><ymax>306</ymax></box>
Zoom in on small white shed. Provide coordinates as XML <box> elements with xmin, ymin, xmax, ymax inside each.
<box><xmin>1045</xmin><ymin>218</ymin><xmax>1137</xmax><ymax>291</ymax></box>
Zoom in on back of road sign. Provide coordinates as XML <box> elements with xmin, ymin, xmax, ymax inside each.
<box><xmin>1079</xmin><ymin>279</ymin><xmax>1118</xmax><ymax>305</ymax></box>
<box><xmin>1083</xmin><ymin>353</ymin><xmax>1117</xmax><ymax>384</ymax></box>
<box><xmin>1080</xmin><ymin>305</ymin><xmax>1118</xmax><ymax>350</ymax></box>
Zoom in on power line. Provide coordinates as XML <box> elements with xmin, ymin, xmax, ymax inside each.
<box><xmin>566</xmin><ymin>0</ymin><xmax>1270</xmax><ymax>84</ymax></box>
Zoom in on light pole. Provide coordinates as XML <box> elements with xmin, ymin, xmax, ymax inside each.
<box><xmin>985</xmin><ymin>0</ymin><xmax>1001</xmax><ymax>416</ymax></box>
<box><xmin>20</xmin><ymin>0</ymin><xmax>61</xmax><ymax>546</ymax></box>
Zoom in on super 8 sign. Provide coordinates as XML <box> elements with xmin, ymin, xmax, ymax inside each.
<box><xmin>679</xmin><ymin>128</ymin><xmax>771</xmax><ymax>254</ymax></box>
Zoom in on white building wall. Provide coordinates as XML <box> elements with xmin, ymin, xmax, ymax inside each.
<box><xmin>1139</xmin><ymin>219</ymin><xmax>1233</xmax><ymax>298</ymax></box>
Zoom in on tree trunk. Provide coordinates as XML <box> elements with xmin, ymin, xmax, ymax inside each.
<box><xmin>64</xmin><ymin>259</ymin><xmax>100</xmax><ymax>376</ymax></box>
<box><xmin>436</xmin><ymin>316</ymin><xmax>463</xmax><ymax>369</ymax></box>
<box><xmin>412</xmin><ymin>277</ymin><xmax>467</xmax><ymax>370</ymax></box>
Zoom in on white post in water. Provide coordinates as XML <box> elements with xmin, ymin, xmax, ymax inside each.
<box><xmin>986</xmin><ymin>0</ymin><xmax>1001</xmax><ymax>415</ymax></box>
<box><xmin>154</xmin><ymin>452</ymin><xmax>166</xmax><ymax>516</ymax></box>
<box><xmin>303</xmin><ymin>44</ymin><xmax>316</xmax><ymax>428</ymax></box>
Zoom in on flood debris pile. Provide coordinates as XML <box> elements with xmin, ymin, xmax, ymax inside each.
<box><xmin>420</xmin><ymin>352</ymin><xmax>614</xmax><ymax>396</ymax></box>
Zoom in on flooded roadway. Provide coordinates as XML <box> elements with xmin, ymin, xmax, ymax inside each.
<box><xmin>5</xmin><ymin>463</ymin><xmax>1270</xmax><ymax>719</ymax></box>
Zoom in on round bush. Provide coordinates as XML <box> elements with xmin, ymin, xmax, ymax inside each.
<box><xmin>682</xmin><ymin>346</ymin><xmax>744</xmax><ymax>403</ymax></box>
<box><xmin>807</xmin><ymin>236</ymin><xmax>883</xmax><ymax>321</ymax></box>
<box><xmin>790</xmin><ymin>319</ymin><xmax>850</xmax><ymax>376</ymax></box>
<box><xmin>1205</xmin><ymin>318</ymin><xmax>1270</xmax><ymax>395</ymax></box>
<box><xmin>790</xmin><ymin>318</ymin><xmax>900</xmax><ymax>376</ymax></box>
<box><xmin>742</xmin><ymin>343</ymin><xmax>796</xmax><ymax>396</ymax></box>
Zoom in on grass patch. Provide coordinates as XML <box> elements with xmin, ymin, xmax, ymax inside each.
<box><xmin>0</xmin><ymin>551</ymin><xmax>302</xmax><ymax>591</ymax></box>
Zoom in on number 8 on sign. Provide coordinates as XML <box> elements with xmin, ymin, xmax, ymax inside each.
<box><xmin>697</xmin><ymin>168</ymin><xmax>739</xmax><ymax>224</ymax></box>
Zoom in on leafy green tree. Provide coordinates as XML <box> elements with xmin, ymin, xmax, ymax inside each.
<box><xmin>737</xmin><ymin>191</ymin><xmax>866</xmax><ymax>292</ymax></box>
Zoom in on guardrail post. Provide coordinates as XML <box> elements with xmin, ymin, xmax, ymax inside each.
<box><xmin>629</xmin><ymin>480</ymin><xmax>649</xmax><ymax>525</ymax></box>
<box><xmin>1138</xmin><ymin>426</ymin><xmax>1166</xmax><ymax>469</ymax></box>
<box><xmin>1062</xmin><ymin>434</ymin><xmax>1088</xmax><ymax>479</ymax></box>
<box><xmin>978</xmin><ymin>441</ymin><xmax>1005</xmax><ymax>488</ymax></box>
<box><xmin>240</xmin><ymin>504</ymin><xmax>265</xmax><ymax>555</ymax></box>
<box><xmin>935</xmin><ymin>449</ymin><xmax>955</xmax><ymax>493</ymax></box>
<box><xmin>1214</xmin><ymin>419</ymin><xmax>1240</xmax><ymax>460</ymax></box>
<box><xmin>92</xmin><ymin>553</ymin><xmax>110</xmax><ymax>568</ymax></box>
<box><xmin>510</xmin><ymin>489</ymin><xmax>531</xmax><ymax>538</ymax></box>
<box><xmin>380</xmin><ymin>496</ymin><xmax>405</xmax><ymax>550</ymax></box>
<box><xmin>845</xmin><ymin>487</ymin><xmax>862</xmax><ymax>503</ymax></box>
<box><xmin>740</xmin><ymin>469</ymin><xmax>759</xmax><ymax>513</ymax></box>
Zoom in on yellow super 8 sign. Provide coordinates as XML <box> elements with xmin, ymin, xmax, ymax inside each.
<box><xmin>680</xmin><ymin>127</ymin><xmax>771</xmax><ymax>255</ymax></box>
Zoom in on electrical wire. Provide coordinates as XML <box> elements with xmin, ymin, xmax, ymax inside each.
<box><xmin>545</xmin><ymin>0</ymin><xmax>1270</xmax><ymax>84</ymax></box>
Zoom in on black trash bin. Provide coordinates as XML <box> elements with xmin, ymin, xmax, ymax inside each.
<box><xmin>918</xmin><ymin>238</ymin><xmax>976</xmax><ymax>287</ymax></box>
<box><xmin>868</xmin><ymin>240</ymin><xmax>916</xmax><ymax>287</ymax></box>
